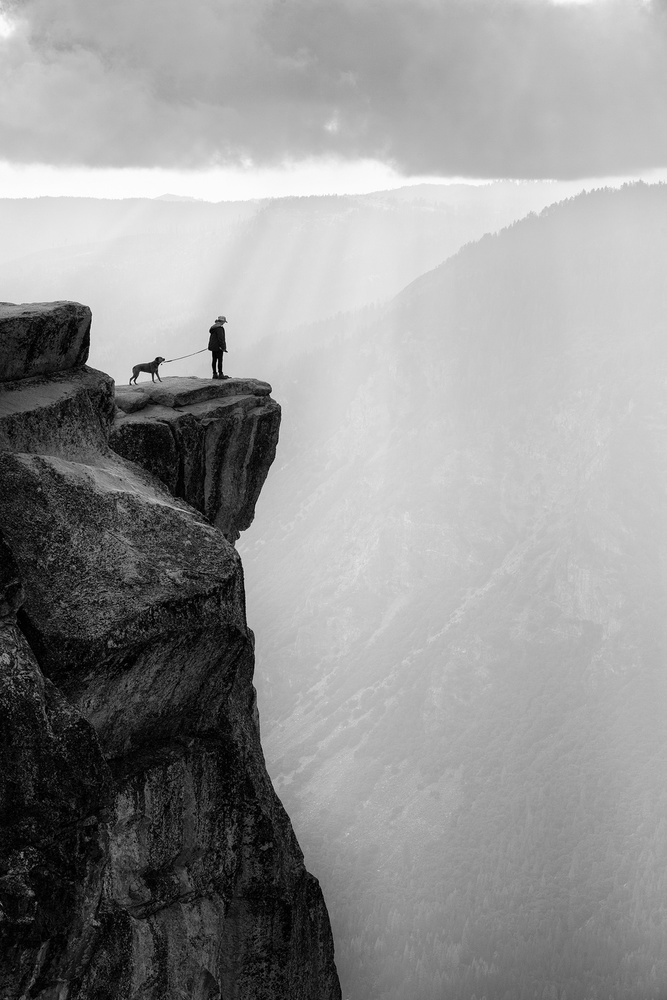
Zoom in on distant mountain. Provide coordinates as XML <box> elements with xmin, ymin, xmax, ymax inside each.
<box><xmin>0</xmin><ymin>181</ymin><xmax>585</xmax><ymax>384</ymax></box>
<box><xmin>239</xmin><ymin>182</ymin><xmax>667</xmax><ymax>1000</ymax></box>
<box><xmin>153</xmin><ymin>192</ymin><xmax>208</xmax><ymax>202</ymax></box>
<box><xmin>0</xmin><ymin>196</ymin><xmax>258</xmax><ymax>264</ymax></box>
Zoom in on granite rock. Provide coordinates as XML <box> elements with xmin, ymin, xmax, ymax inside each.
<box><xmin>0</xmin><ymin>301</ymin><xmax>92</xmax><ymax>382</ymax></box>
<box><xmin>0</xmin><ymin>366</ymin><xmax>115</xmax><ymax>459</ymax></box>
<box><xmin>110</xmin><ymin>377</ymin><xmax>281</xmax><ymax>542</ymax></box>
<box><xmin>0</xmin><ymin>538</ymin><xmax>112</xmax><ymax>998</ymax></box>
<box><xmin>0</xmin><ymin>305</ymin><xmax>340</xmax><ymax>999</ymax></box>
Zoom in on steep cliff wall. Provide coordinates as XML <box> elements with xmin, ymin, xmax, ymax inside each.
<box><xmin>0</xmin><ymin>302</ymin><xmax>341</xmax><ymax>1000</ymax></box>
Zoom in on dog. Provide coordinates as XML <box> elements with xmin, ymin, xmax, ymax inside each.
<box><xmin>129</xmin><ymin>357</ymin><xmax>165</xmax><ymax>384</ymax></box>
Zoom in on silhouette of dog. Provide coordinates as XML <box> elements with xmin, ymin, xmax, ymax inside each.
<box><xmin>129</xmin><ymin>357</ymin><xmax>165</xmax><ymax>384</ymax></box>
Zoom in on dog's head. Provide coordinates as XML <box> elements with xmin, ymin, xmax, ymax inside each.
<box><xmin>155</xmin><ymin>357</ymin><xmax>165</xmax><ymax>365</ymax></box>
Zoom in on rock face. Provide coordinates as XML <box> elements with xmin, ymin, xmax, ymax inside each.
<box><xmin>0</xmin><ymin>301</ymin><xmax>92</xmax><ymax>382</ymax></box>
<box><xmin>0</xmin><ymin>302</ymin><xmax>340</xmax><ymax>1000</ymax></box>
<box><xmin>111</xmin><ymin>377</ymin><xmax>280</xmax><ymax>543</ymax></box>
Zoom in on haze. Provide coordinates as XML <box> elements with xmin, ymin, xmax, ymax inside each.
<box><xmin>3</xmin><ymin>180</ymin><xmax>667</xmax><ymax>999</ymax></box>
<box><xmin>4</xmin><ymin>0</ymin><xmax>667</xmax><ymax>996</ymax></box>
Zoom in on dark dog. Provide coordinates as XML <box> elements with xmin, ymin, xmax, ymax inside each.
<box><xmin>129</xmin><ymin>357</ymin><xmax>165</xmax><ymax>384</ymax></box>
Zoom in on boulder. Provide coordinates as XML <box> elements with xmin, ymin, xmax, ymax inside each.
<box><xmin>0</xmin><ymin>449</ymin><xmax>247</xmax><ymax>757</ymax></box>
<box><xmin>0</xmin><ymin>366</ymin><xmax>115</xmax><ymax>459</ymax></box>
<box><xmin>0</xmin><ymin>301</ymin><xmax>91</xmax><ymax>382</ymax></box>
<box><xmin>114</xmin><ymin>386</ymin><xmax>150</xmax><ymax>413</ymax></box>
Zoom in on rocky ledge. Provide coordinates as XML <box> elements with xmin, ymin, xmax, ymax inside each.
<box><xmin>111</xmin><ymin>377</ymin><xmax>280</xmax><ymax>543</ymax></box>
<box><xmin>0</xmin><ymin>302</ymin><xmax>340</xmax><ymax>1000</ymax></box>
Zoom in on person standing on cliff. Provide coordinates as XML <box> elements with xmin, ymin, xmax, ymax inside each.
<box><xmin>208</xmin><ymin>315</ymin><xmax>228</xmax><ymax>379</ymax></box>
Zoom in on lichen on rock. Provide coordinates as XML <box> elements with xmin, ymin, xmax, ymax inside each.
<box><xmin>0</xmin><ymin>302</ymin><xmax>340</xmax><ymax>1000</ymax></box>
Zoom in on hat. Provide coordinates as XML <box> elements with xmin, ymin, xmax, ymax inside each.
<box><xmin>216</xmin><ymin>315</ymin><xmax>227</xmax><ymax>323</ymax></box>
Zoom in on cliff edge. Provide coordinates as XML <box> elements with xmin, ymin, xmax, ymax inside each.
<box><xmin>0</xmin><ymin>302</ymin><xmax>341</xmax><ymax>1000</ymax></box>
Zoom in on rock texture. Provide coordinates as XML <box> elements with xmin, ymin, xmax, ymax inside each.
<box><xmin>0</xmin><ymin>302</ymin><xmax>340</xmax><ymax>1000</ymax></box>
<box><xmin>0</xmin><ymin>301</ymin><xmax>92</xmax><ymax>382</ymax></box>
<box><xmin>111</xmin><ymin>377</ymin><xmax>280</xmax><ymax>543</ymax></box>
<box><xmin>0</xmin><ymin>533</ymin><xmax>113</xmax><ymax>1000</ymax></box>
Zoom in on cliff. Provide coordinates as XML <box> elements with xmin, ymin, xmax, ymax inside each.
<box><xmin>111</xmin><ymin>377</ymin><xmax>280</xmax><ymax>543</ymax></box>
<box><xmin>0</xmin><ymin>302</ymin><xmax>341</xmax><ymax>1000</ymax></box>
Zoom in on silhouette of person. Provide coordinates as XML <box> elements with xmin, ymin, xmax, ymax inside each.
<box><xmin>208</xmin><ymin>315</ymin><xmax>228</xmax><ymax>379</ymax></box>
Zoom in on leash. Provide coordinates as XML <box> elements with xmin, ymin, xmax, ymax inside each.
<box><xmin>162</xmin><ymin>348</ymin><xmax>209</xmax><ymax>364</ymax></box>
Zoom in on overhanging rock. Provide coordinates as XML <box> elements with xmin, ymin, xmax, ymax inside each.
<box><xmin>111</xmin><ymin>376</ymin><xmax>281</xmax><ymax>542</ymax></box>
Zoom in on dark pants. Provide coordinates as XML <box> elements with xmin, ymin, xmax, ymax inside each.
<box><xmin>211</xmin><ymin>349</ymin><xmax>223</xmax><ymax>375</ymax></box>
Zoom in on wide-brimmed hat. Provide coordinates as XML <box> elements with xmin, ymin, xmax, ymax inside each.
<box><xmin>216</xmin><ymin>315</ymin><xmax>227</xmax><ymax>323</ymax></box>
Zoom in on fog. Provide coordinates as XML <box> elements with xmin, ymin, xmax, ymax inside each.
<box><xmin>0</xmin><ymin>181</ymin><xmax>584</xmax><ymax>383</ymax></box>
<box><xmin>3</xmin><ymin>181</ymin><xmax>667</xmax><ymax>999</ymax></box>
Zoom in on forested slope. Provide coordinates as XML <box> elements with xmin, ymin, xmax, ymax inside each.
<box><xmin>240</xmin><ymin>182</ymin><xmax>667</xmax><ymax>1000</ymax></box>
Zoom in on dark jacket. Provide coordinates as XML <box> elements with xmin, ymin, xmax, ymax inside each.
<box><xmin>208</xmin><ymin>323</ymin><xmax>227</xmax><ymax>352</ymax></box>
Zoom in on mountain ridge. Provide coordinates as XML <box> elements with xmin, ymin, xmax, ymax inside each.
<box><xmin>0</xmin><ymin>180</ymin><xmax>589</xmax><ymax>383</ymax></box>
<box><xmin>239</xmin><ymin>180</ymin><xmax>667</xmax><ymax>1000</ymax></box>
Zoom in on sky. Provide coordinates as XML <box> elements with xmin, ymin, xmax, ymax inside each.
<box><xmin>1</xmin><ymin>0</ymin><xmax>667</xmax><ymax>199</ymax></box>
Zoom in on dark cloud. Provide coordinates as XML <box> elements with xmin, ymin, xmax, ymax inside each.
<box><xmin>1</xmin><ymin>0</ymin><xmax>667</xmax><ymax>178</ymax></box>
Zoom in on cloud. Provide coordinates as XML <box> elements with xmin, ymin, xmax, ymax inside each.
<box><xmin>1</xmin><ymin>0</ymin><xmax>667</xmax><ymax>178</ymax></box>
